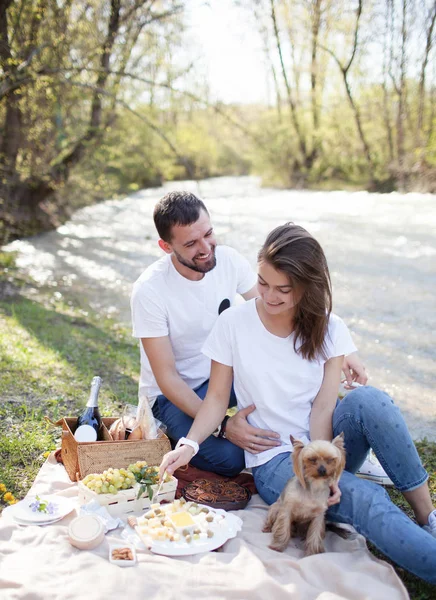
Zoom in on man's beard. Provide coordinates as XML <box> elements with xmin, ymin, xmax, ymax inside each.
<box><xmin>173</xmin><ymin>245</ymin><xmax>217</xmax><ymax>274</ymax></box>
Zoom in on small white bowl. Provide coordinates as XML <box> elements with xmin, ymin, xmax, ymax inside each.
<box><xmin>109</xmin><ymin>543</ymin><xmax>137</xmax><ymax>567</ymax></box>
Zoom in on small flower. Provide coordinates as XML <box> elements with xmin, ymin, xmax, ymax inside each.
<box><xmin>0</xmin><ymin>483</ymin><xmax>6</xmax><ymax>493</ymax></box>
<box><xmin>3</xmin><ymin>492</ymin><xmax>14</xmax><ymax>502</ymax></box>
<box><xmin>43</xmin><ymin>451</ymin><xmax>50</xmax><ymax>459</ymax></box>
<box><xmin>8</xmin><ymin>498</ymin><xmax>18</xmax><ymax>505</ymax></box>
<box><xmin>29</xmin><ymin>495</ymin><xmax>58</xmax><ymax>514</ymax></box>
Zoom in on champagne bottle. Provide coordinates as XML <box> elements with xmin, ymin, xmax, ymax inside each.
<box><xmin>74</xmin><ymin>376</ymin><xmax>102</xmax><ymax>442</ymax></box>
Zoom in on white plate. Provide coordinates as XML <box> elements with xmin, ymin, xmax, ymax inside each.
<box><xmin>135</xmin><ymin>505</ymin><xmax>243</xmax><ymax>557</ymax></box>
<box><xmin>6</xmin><ymin>495</ymin><xmax>76</xmax><ymax>524</ymax></box>
<box><xmin>3</xmin><ymin>506</ymin><xmax>65</xmax><ymax>527</ymax></box>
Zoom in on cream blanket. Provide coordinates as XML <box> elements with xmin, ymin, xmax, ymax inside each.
<box><xmin>0</xmin><ymin>455</ymin><xmax>409</xmax><ymax>600</ymax></box>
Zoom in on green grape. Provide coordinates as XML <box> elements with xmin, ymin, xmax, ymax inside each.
<box><xmin>83</xmin><ymin>465</ymin><xmax>136</xmax><ymax>494</ymax></box>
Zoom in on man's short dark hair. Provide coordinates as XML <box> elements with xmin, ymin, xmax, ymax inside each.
<box><xmin>153</xmin><ymin>191</ymin><xmax>208</xmax><ymax>242</ymax></box>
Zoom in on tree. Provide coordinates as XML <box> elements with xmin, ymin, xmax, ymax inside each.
<box><xmin>0</xmin><ymin>0</ymin><xmax>183</xmax><ymax>242</ymax></box>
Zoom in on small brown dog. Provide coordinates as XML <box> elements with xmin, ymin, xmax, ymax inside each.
<box><xmin>263</xmin><ymin>433</ymin><xmax>346</xmax><ymax>556</ymax></box>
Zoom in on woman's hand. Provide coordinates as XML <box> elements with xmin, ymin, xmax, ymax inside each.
<box><xmin>342</xmin><ymin>352</ymin><xmax>368</xmax><ymax>386</ymax></box>
<box><xmin>159</xmin><ymin>445</ymin><xmax>194</xmax><ymax>480</ymax></box>
<box><xmin>327</xmin><ymin>481</ymin><xmax>342</xmax><ymax>506</ymax></box>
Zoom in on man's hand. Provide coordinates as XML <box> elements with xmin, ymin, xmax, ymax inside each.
<box><xmin>342</xmin><ymin>352</ymin><xmax>368</xmax><ymax>386</ymax></box>
<box><xmin>327</xmin><ymin>481</ymin><xmax>342</xmax><ymax>507</ymax></box>
<box><xmin>224</xmin><ymin>405</ymin><xmax>281</xmax><ymax>453</ymax></box>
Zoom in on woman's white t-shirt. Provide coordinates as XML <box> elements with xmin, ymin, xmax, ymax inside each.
<box><xmin>202</xmin><ymin>299</ymin><xmax>357</xmax><ymax>468</ymax></box>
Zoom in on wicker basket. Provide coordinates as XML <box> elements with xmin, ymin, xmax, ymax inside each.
<box><xmin>56</xmin><ymin>417</ymin><xmax>171</xmax><ymax>482</ymax></box>
<box><xmin>77</xmin><ymin>477</ymin><xmax>177</xmax><ymax>517</ymax></box>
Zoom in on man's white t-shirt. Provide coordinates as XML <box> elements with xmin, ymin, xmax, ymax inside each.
<box><xmin>202</xmin><ymin>299</ymin><xmax>357</xmax><ymax>468</ymax></box>
<box><xmin>131</xmin><ymin>245</ymin><xmax>257</xmax><ymax>402</ymax></box>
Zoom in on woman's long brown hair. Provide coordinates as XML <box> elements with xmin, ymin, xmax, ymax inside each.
<box><xmin>257</xmin><ymin>223</ymin><xmax>332</xmax><ymax>361</ymax></box>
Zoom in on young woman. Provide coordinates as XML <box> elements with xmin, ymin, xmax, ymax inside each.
<box><xmin>159</xmin><ymin>223</ymin><xmax>436</xmax><ymax>583</ymax></box>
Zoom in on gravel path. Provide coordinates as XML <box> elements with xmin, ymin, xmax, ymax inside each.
<box><xmin>6</xmin><ymin>176</ymin><xmax>436</xmax><ymax>441</ymax></box>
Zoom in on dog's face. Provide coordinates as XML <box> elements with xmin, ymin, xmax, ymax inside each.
<box><xmin>291</xmin><ymin>434</ymin><xmax>345</xmax><ymax>489</ymax></box>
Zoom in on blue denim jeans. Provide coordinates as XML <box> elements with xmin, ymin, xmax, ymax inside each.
<box><xmin>154</xmin><ymin>380</ymin><xmax>245</xmax><ymax>477</ymax></box>
<box><xmin>252</xmin><ymin>386</ymin><xmax>436</xmax><ymax>584</ymax></box>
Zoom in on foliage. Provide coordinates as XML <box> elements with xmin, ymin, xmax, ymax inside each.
<box><xmin>240</xmin><ymin>0</ymin><xmax>436</xmax><ymax>190</ymax></box>
<box><xmin>2</xmin><ymin>0</ymin><xmax>436</xmax><ymax>241</ymax></box>
<box><xmin>0</xmin><ymin>0</ymin><xmax>186</xmax><ymax>242</ymax></box>
<box><xmin>0</xmin><ymin>252</ymin><xmax>139</xmax><ymax>500</ymax></box>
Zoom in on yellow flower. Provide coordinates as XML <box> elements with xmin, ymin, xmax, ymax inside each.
<box><xmin>3</xmin><ymin>492</ymin><xmax>14</xmax><ymax>502</ymax></box>
<box><xmin>8</xmin><ymin>498</ymin><xmax>18</xmax><ymax>505</ymax></box>
<box><xmin>0</xmin><ymin>483</ymin><xmax>6</xmax><ymax>493</ymax></box>
<box><xmin>43</xmin><ymin>451</ymin><xmax>50</xmax><ymax>459</ymax></box>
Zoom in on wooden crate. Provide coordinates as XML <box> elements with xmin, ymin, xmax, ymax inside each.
<box><xmin>77</xmin><ymin>477</ymin><xmax>177</xmax><ymax>517</ymax></box>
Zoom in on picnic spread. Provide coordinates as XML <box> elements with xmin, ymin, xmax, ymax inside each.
<box><xmin>0</xmin><ymin>452</ymin><xmax>409</xmax><ymax>600</ymax></box>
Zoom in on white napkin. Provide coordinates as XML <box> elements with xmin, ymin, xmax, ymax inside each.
<box><xmin>79</xmin><ymin>500</ymin><xmax>124</xmax><ymax>532</ymax></box>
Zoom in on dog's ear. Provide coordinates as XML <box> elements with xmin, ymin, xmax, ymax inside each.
<box><xmin>332</xmin><ymin>432</ymin><xmax>345</xmax><ymax>452</ymax></box>
<box><xmin>290</xmin><ymin>435</ymin><xmax>304</xmax><ymax>448</ymax></box>
<box><xmin>291</xmin><ymin>438</ymin><xmax>307</xmax><ymax>489</ymax></box>
<box><xmin>332</xmin><ymin>433</ymin><xmax>346</xmax><ymax>481</ymax></box>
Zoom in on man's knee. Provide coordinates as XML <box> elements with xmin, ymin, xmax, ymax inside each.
<box><xmin>217</xmin><ymin>449</ymin><xmax>245</xmax><ymax>477</ymax></box>
<box><xmin>193</xmin><ymin>441</ymin><xmax>245</xmax><ymax>477</ymax></box>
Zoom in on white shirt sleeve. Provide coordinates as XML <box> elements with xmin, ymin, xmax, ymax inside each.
<box><xmin>226</xmin><ymin>247</ymin><xmax>257</xmax><ymax>295</ymax></box>
<box><xmin>325</xmin><ymin>314</ymin><xmax>357</xmax><ymax>360</ymax></box>
<box><xmin>131</xmin><ymin>283</ymin><xmax>168</xmax><ymax>339</ymax></box>
<box><xmin>201</xmin><ymin>309</ymin><xmax>234</xmax><ymax>367</ymax></box>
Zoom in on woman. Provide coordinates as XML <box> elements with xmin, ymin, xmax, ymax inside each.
<box><xmin>159</xmin><ymin>223</ymin><xmax>436</xmax><ymax>583</ymax></box>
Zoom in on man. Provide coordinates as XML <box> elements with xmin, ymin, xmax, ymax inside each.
<box><xmin>131</xmin><ymin>191</ymin><xmax>386</xmax><ymax>481</ymax></box>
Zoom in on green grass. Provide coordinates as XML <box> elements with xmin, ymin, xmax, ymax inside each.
<box><xmin>370</xmin><ymin>442</ymin><xmax>436</xmax><ymax>599</ymax></box>
<box><xmin>0</xmin><ymin>251</ymin><xmax>435</xmax><ymax>597</ymax></box>
<box><xmin>0</xmin><ymin>251</ymin><xmax>139</xmax><ymax>501</ymax></box>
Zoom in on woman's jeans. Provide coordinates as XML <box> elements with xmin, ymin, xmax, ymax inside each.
<box><xmin>252</xmin><ymin>386</ymin><xmax>436</xmax><ymax>584</ymax></box>
<box><xmin>153</xmin><ymin>380</ymin><xmax>245</xmax><ymax>477</ymax></box>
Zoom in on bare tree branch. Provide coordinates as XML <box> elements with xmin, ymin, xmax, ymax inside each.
<box><xmin>319</xmin><ymin>0</ymin><xmax>373</xmax><ymax>168</ymax></box>
<box><xmin>50</xmin><ymin>79</ymin><xmax>195</xmax><ymax>179</ymax></box>
<box><xmin>417</xmin><ymin>0</ymin><xmax>436</xmax><ymax>136</ymax></box>
<box><xmin>270</xmin><ymin>0</ymin><xmax>307</xmax><ymax>161</ymax></box>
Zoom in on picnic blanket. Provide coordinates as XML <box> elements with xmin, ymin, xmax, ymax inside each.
<box><xmin>0</xmin><ymin>454</ymin><xmax>409</xmax><ymax>600</ymax></box>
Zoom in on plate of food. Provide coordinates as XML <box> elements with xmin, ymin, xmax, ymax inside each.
<box><xmin>133</xmin><ymin>498</ymin><xmax>243</xmax><ymax>556</ymax></box>
<box><xmin>7</xmin><ymin>494</ymin><xmax>76</xmax><ymax>524</ymax></box>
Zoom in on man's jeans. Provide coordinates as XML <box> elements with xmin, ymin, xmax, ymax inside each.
<box><xmin>252</xmin><ymin>386</ymin><xmax>436</xmax><ymax>584</ymax></box>
<box><xmin>153</xmin><ymin>380</ymin><xmax>245</xmax><ymax>477</ymax></box>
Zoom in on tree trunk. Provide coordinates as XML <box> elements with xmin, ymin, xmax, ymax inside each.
<box><xmin>417</xmin><ymin>0</ymin><xmax>436</xmax><ymax>142</ymax></box>
<box><xmin>270</xmin><ymin>0</ymin><xmax>307</xmax><ymax>169</ymax></box>
<box><xmin>396</xmin><ymin>0</ymin><xmax>407</xmax><ymax>190</ymax></box>
<box><xmin>382</xmin><ymin>0</ymin><xmax>394</xmax><ymax>161</ymax></box>
<box><xmin>0</xmin><ymin>0</ymin><xmax>21</xmax><ymax>176</ymax></box>
<box><xmin>310</xmin><ymin>0</ymin><xmax>322</xmax><ymax>159</ymax></box>
<box><xmin>320</xmin><ymin>1</ymin><xmax>374</xmax><ymax>171</ymax></box>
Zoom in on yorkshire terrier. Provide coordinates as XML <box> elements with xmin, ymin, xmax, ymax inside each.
<box><xmin>263</xmin><ymin>433</ymin><xmax>346</xmax><ymax>556</ymax></box>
